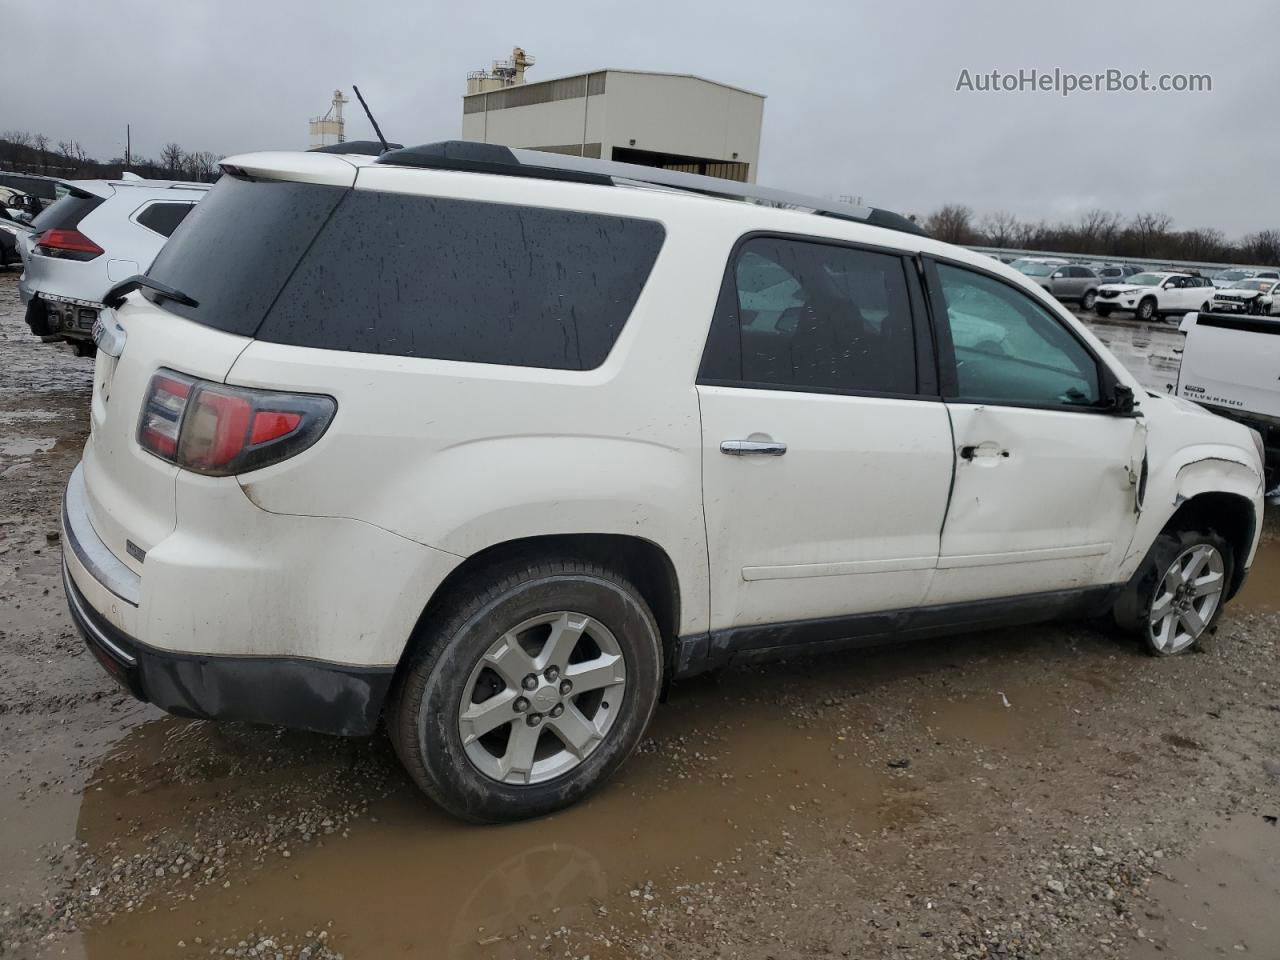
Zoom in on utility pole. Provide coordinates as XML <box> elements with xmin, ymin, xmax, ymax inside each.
<box><xmin>125</xmin><ymin>124</ymin><xmax>131</xmax><ymax>170</ymax></box>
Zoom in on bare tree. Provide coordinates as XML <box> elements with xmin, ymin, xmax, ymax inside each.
<box><xmin>1075</xmin><ymin>209</ymin><xmax>1122</xmax><ymax>254</ymax></box>
<box><xmin>924</xmin><ymin>204</ymin><xmax>974</xmax><ymax>245</ymax></box>
<box><xmin>978</xmin><ymin>211</ymin><xmax>1019</xmax><ymax>248</ymax></box>
<box><xmin>32</xmin><ymin>133</ymin><xmax>49</xmax><ymax>172</ymax></box>
<box><xmin>1243</xmin><ymin>229</ymin><xmax>1280</xmax><ymax>265</ymax></box>
<box><xmin>1129</xmin><ymin>212</ymin><xmax>1174</xmax><ymax>256</ymax></box>
<box><xmin>160</xmin><ymin>142</ymin><xmax>186</xmax><ymax>176</ymax></box>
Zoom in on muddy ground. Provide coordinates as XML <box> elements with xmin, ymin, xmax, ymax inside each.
<box><xmin>1</xmin><ymin>271</ymin><xmax>1277</xmax><ymax>960</ymax></box>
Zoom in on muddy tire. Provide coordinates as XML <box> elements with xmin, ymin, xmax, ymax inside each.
<box><xmin>1096</xmin><ymin>304</ymin><xmax>1112</xmax><ymax>318</ymax></box>
<box><xmin>1136</xmin><ymin>298</ymin><xmax>1156</xmax><ymax>322</ymax></box>
<box><xmin>1081</xmin><ymin>289</ymin><xmax>1098</xmax><ymax>311</ymax></box>
<box><xmin>1114</xmin><ymin>528</ymin><xmax>1233</xmax><ymax>657</ymax></box>
<box><xmin>387</xmin><ymin>555</ymin><xmax>663</xmax><ymax>823</ymax></box>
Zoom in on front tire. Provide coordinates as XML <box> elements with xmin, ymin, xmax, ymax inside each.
<box><xmin>388</xmin><ymin>556</ymin><xmax>663</xmax><ymax>823</ymax></box>
<box><xmin>1096</xmin><ymin>304</ymin><xmax>1113</xmax><ymax>317</ymax></box>
<box><xmin>1136</xmin><ymin>298</ymin><xmax>1156</xmax><ymax>322</ymax></box>
<box><xmin>1115</xmin><ymin>528</ymin><xmax>1232</xmax><ymax>657</ymax></box>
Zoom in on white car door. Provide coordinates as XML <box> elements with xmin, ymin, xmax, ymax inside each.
<box><xmin>922</xmin><ymin>260</ymin><xmax>1145</xmax><ymax>605</ymax></box>
<box><xmin>697</xmin><ymin>236</ymin><xmax>955</xmax><ymax>642</ymax></box>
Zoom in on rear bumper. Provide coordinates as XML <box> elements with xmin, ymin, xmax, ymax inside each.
<box><xmin>62</xmin><ymin>562</ymin><xmax>393</xmax><ymax>736</ymax></box>
<box><xmin>60</xmin><ymin>460</ymin><xmax>456</xmax><ymax>736</ymax></box>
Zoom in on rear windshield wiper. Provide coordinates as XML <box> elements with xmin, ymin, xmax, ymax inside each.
<box><xmin>103</xmin><ymin>274</ymin><xmax>199</xmax><ymax>309</ymax></box>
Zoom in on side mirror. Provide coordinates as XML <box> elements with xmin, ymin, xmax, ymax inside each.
<box><xmin>1052</xmin><ymin>271</ymin><xmax>1064</xmax><ymax>279</ymax></box>
<box><xmin>1179</xmin><ymin>312</ymin><xmax>1198</xmax><ymax>333</ymax></box>
<box><xmin>1112</xmin><ymin>384</ymin><xmax>1137</xmax><ymax>416</ymax></box>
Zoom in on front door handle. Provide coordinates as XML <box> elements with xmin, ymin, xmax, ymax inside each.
<box><xmin>960</xmin><ymin>442</ymin><xmax>1009</xmax><ymax>461</ymax></box>
<box><xmin>721</xmin><ymin>440</ymin><xmax>787</xmax><ymax>457</ymax></box>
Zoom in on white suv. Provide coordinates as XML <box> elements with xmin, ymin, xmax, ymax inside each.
<box><xmin>1094</xmin><ymin>271</ymin><xmax>1215</xmax><ymax>321</ymax></box>
<box><xmin>63</xmin><ymin>143</ymin><xmax>1266</xmax><ymax>823</ymax></box>
<box><xmin>18</xmin><ymin>176</ymin><xmax>208</xmax><ymax>353</ymax></box>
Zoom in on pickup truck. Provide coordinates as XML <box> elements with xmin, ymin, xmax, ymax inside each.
<box><xmin>1178</xmin><ymin>310</ymin><xmax>1280</xmax><ymax>494</ymax></box>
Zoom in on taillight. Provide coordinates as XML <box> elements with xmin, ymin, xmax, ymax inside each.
<box><xmin>35</xmin><ymin>228</ymin><xmax>104</xmax><ymax>261</ymax></box>
<box><xmin>137</xmin><ymin>370</ymin><xmax>335</xmax><ymax>476</ymax></box>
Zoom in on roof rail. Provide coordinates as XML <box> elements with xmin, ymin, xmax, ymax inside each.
<box><xmin>375</xmin><ymin>141</ymin><xmax>925</xmax><ymax>237</ymax></box>
<box><xmin>309</xmin><ymin>140</ymin><xmax>404</xmax><ymax>155</ymax></box>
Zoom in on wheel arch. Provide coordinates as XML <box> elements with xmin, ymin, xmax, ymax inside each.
<box><xmin>1158</xmin><ymin>490</ymin><xmax>1257</xmax><ymax>599</ymax></box>
<box><xmin>392</xmin><ymin>532</ymin><xmax>684</xmax><ymax>691</ymax></box>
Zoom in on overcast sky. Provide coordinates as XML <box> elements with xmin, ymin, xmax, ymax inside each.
<box><xmin>9</xmin><ymin>0</ymin><xmax>1277</xmax><ymax>237</ymax></box>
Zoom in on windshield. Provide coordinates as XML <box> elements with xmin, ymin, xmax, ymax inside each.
<box><xmin>1125</xmin><ymin>273</ymin><xmax>1163</xmax><ymax>286</ymax></box>
<box><xmin>1016</xmin><ymin>262</ymin><xmax>1056</xmax><ymax>277</ymax></box>
<box><xmin>1214</xmin><ymin>269</ymin><xmax>1252</xmax><ymax>282</ymax></box>
<box><xmin>1229</xmin><ymin>280</ymin><xmax>1271</xmax><ymax>291</ymax></box>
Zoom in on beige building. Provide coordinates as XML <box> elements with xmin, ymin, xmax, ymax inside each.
<box><xmin>462</xmin><ymin>53</ymin><xmax>765</xmax><ymax>183</ymax></box>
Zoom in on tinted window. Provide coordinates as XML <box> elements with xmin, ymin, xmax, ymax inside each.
<box><xmin>699</xmin><ymin>237</ymin><xmax>917</xmax><ymax>395</ymax></box>
<box><xmin>146</xmin><ymin>176</ymin><xmax>347</xmax><ymax>336</ymax></box>
<box><xmin>136</xmin><ymin>201</ymin><xmax>195</xmax><ymax>238</ymax></box>
<box><xmin>30</xmin><ymin>190</ymin><xmax>103</xmax><ymax>232</ymax></box>
<box><xmin>258</xmin><ymin>190</ymin><xmax>664</xmax><ymax>369</ymax></box>
<box><xmin>937</xmin><ymin>263</ymin><xmax>1100</xmax><ymax>408</ymax></box>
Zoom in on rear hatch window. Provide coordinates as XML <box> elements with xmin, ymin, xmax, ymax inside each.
<box><xmin>147</xmin><ymin>175</ymin><xmax>665</xmax><ymax>370</ymax></box>
<box><xmin>144</xmin><ymin>176</ymin><xmax>346</xmax><ymax>337</ymax></box>
<box><xmin>30</xmin><ymin>189</ymin><xmax>104</xmax><ymax>232</ymax></box>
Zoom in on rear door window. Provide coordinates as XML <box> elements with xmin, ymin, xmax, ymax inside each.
<box><xmin>699</xmin><ymin>236</ymin><xmax>921</xmax><ymax>396</ymax></box>
<box><xmin>258</xmin><ymin>190</ymin><xmax>665</xmax><ymax>370</ymax></box>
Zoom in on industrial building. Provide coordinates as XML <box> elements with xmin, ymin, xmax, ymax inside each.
<box><xmin>462</xmin><ymin>49</ymin><xmax>765</xmax><ymax>182</ymax></box>
<box><xmin>309</xmin><ymin>90</ymin><xmax>349</xmax><ymax>149</ymax></box>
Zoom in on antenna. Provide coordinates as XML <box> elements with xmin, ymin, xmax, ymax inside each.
<box><xmin>352</xmin><ymin>85</ymin><xmax>390</xmax><ymax>154</ymax></box>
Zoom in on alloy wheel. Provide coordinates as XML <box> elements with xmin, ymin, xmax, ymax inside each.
<box><xmin>458</xmin><ymin>611</ymin><xmax>627</xmax><ymax>785</ymax></box>
<box><xmin>1149</xmin><ymin>544</ymin><xmax>1225</xmax><ymax>654</ymax></box>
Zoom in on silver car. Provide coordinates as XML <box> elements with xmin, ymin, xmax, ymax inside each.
<box><xmin>1023</xmin><ymin>262</ymin><xmax>1102</xmax><ymax>310</ymax></box>
<box><xmin>19</xmin><ymin>177</ymin><xmax>209</xmax><ymax>354</ymax></box>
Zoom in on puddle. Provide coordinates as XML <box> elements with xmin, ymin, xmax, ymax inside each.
<box><xmin>1131</xmin><ymin>814</ymin><xmax>1280</xmax><ymax>957</ymax></box>
<box><xmin>1236</xmin><ymin>537</ymin><xmax>1280</xmax><ymax>612</ymax></box>
<box><xmin>1</xmin><ymin>436</ymin><xmax>56</xmax><ymax>457</ymax></box>
<box><xmin>67</xmin><ymin>665</ymin><xmax>917</xmax><ymax>960</ymax></box>
<box><xmin>1079</xmin><ymin>315</ymin><xmax>1185</xmax><ymax>395</ymax></box>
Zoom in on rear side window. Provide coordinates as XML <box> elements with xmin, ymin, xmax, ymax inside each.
<box><xmin>30</xmin><ymin>190</ymin><xmax>103</xmax><ymax>232</ymax></box>
<box><xmin>135</xmin><ymin>201</ymin><xmax>196</xmax><ymax>238</ymax></box>
<box><xmin>698</xmin><ymin>236</ymin><xmax>918</xmax><ymax>395</ymax></box>
<box><xmin>146</xmin><ymin>176</ymin><xmax>348</xmax><ymax>336</ymax></box>
<box><xmin>258</xmin><ymin>191</ymin><xmax>665</xmax><ymax>370</ymax></box>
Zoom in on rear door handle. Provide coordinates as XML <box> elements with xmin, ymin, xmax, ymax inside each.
<box><xmin>721</xmin><ymin>440</ymin><xmax>787</xmax><ymax>457</ymax></box>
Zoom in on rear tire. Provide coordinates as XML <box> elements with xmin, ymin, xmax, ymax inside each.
<box><xmin>1081</xmin><ymin>289</ymin><xmax>1098</xmax><ymax>311</ymax></box>
<box><xmin>387</xmin><ymin>555</ymin><xmax>663</xmax><ymax>823</ymax></box>
<box><xmin>1114</xmin><ymin>528</ymin><xmax>1233</xmax><ymax>657</ymax></box>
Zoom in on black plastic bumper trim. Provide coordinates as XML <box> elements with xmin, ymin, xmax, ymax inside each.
<box><xmin>63</xmin><ymin>563</ymin><xmax>394</xmax><ymax>737</ymax></box>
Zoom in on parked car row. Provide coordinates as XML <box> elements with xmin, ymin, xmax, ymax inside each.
<box><xmin>1004</xmin><ymin>256</ymin><xmax>1279</xmax><ymax>321</ymax></box>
